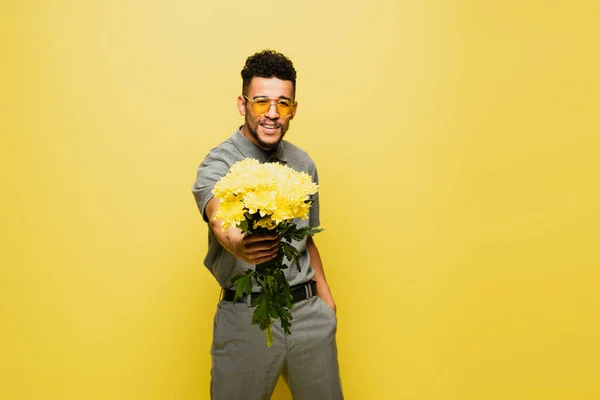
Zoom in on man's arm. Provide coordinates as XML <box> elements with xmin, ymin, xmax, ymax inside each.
<box><xmin>306</xmin><ymin>235</ymin><xmax>336</xmax><ymax>313</ymax></box>
<box><xmin>205</xmin><ymin>197</ymin><xmax>280</xmax><ymax>265</ymax></box>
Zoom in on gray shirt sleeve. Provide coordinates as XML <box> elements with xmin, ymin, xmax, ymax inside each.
<box><xmin>191</xmin><ymin>154</ymin><xmax>230</xmax><ymax>223</ymax></box>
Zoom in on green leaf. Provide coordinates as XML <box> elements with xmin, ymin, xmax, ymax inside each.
<box><xmin>306</xmin><ymin>227</ymin><xmax>325</xmax><ymax>236</ymax></box>
<box><xmin>237</xmin><ymin>219</ymin><xmax>250</xmax><ymax>233</ymax></box>
<box><xmin>231</xmin><ymin>270</ymin><xmax>254</xmax><ymax>302</ymax></box>
<box><xmin>252</xmin><ymin>293</ymin><xmax>274</xmax><ymax>331</ymax></box>
<box><xmin>281</xmin><ymin>226</ymin><xmax>324</xmax><ymax>242</ymax></box>
<box><xmin>280</xmin><ymin>242</ymin><xmax>302</xmax><ymax>272</ymax></box>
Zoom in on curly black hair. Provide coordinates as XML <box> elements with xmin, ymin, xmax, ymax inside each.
<box><xmin>241</xmin><ymin>50</ymin><xmax>297</xmax><ymax>95</ymax></box>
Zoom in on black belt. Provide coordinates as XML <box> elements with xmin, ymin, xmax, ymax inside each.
<box><xmin>222</xmin><ymin>280</ymin><xmax>317</xmax><ymax>304</ymax></box>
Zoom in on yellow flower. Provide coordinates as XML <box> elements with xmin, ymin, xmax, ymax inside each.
<box><xmin>253</xmin><ymin>217</ymin><xmax>278</xmax><ymax>230</ymax></box>
<box><xmin>243</xmin><ymin>189</ymin><xmax>277</xmax><ymax>217</ymax></box>
<box><xmin>214</xmin><ymin>198</ymin><xmax>245</xmax><ymax>231</ymax></box>
<box><xmin>212</xmin><ymin>158</ymin><xmax>319</xmax><ymax>231</ymax></box>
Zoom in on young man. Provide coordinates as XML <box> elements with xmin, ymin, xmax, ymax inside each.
<box><xmin>192</xmin><ymin>50</ymin><xmax>343</xmax><ymax>399</ymax></box>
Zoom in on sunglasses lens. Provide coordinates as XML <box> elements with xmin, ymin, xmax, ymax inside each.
<box><xmin>252</xmin><ymin>99</ymin><xmax>271</xmax><ymax>114</ymax></box>
<box><xmin>276</xmin><ymin>101</ymin><xmax>293</xmax><ymax>117</ymax></box>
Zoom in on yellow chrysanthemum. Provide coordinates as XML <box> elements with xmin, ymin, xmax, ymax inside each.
<box><xmin>214</xmin><ymin>198</ymin><xmax>245</xmax><ymax>231</ymax></box>
<box><xmin>253</xmin><ymin>217</ymin><xmax>278</xmax><ymax>230</ymax></box>
<box><xmin>243</xmin><ymin>189</ymin><xmax>277</xmax><ymax>217</ymax></box>
<box><xmin>212</xmin><ymin>158</ymin><xmax>318</xmax><ymax>231</ymax></box>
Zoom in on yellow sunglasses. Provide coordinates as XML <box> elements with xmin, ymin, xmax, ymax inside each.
<box><xmin>242</xmin><ymin>95</ymin><xmax>296</xmax><ymax>117</ymax></box>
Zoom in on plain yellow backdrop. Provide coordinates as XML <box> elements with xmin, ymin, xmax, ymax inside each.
<box><xmin>2</xmin><ymin>0</ymin><xmax>599</xmax><ymax>399</ymax></box>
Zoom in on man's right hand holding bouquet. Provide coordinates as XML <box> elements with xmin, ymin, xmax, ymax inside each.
<box><xmin>205</xmin><ymin>200</ymin><xmax>281</xmax><ymax>265</ymax></box>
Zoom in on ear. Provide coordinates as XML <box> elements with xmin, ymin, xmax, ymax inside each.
<box><xmin>237</xmin><ymin>95</ymin><xmax>246</xmax><ymax>116</ymax></box>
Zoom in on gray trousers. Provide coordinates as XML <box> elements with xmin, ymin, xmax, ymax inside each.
<box><xmin>210</xmin><ymin>293</ymin><xmax>343</xmax><ymax>400</ymax></box>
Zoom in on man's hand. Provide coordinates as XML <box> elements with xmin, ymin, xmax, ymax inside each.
<box><xmin>205</xmin><ymin>197</ymin><xmax>280</xmax><ymax>264</ymax></box>
<box><xmin>318</xmin><ymin>287</ymin><xmax>337</xmax><ymax>314</ymax></box>
<box><xmin>232</xmin><ymin>231</ymin><xmax>281</xmax><ymax>265</ymax></box>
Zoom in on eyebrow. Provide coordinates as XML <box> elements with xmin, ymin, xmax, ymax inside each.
<box><xmin>253</xmin><ymin>95</ymin><xmax>294</xmax><ymax>101</ymax></box>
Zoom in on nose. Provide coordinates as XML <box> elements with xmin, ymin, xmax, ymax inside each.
<box><xmin>265</xmin><ymin>103</ymin><xmax>279</xmax><ymax>119</ymax></box>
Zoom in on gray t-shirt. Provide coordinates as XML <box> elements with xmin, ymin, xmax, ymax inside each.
<box><xmin>192</xmin><ymin>128</ymin><xmax>320</xmax><ymax>290</ymax></box>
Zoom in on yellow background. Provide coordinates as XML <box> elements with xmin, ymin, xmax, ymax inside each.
<box><xmin>2</xmin><ymin>0</ymin><xmax>599</xmax><ymax>399</ymax></box>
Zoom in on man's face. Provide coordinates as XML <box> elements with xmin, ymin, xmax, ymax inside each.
<box><xmin>238</xmin><ymin>77</ymin><xmax>297</xmax><ymax>151</ymax></box>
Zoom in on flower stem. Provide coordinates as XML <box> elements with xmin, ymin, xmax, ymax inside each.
<box><xmin>266</xmin><ymin>324</ymin><xmax>273</xmax><ymax>348</ymax></box>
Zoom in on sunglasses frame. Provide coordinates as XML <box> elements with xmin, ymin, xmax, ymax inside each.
<box><xmin>242</xmin><ymin>95</ymin><xmax>296</xmax><ymax>118</ymax></box>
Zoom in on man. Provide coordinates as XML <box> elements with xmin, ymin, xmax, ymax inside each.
<box><xmin>191</xmin><ymin>50</ymin><xmax>343</xmax><ymax>399</ymax></box>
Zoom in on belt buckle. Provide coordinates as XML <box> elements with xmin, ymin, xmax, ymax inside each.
<box><xmin>305</xmin><ymin>281</ymin><xmax>313</xmax><ymax>299</ymax></box>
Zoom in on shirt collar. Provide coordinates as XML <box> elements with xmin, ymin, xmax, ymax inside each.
<box><xmin>231</xmin><ymin>127</ymin><xmax>288</xmax><ymax>164</ymax></box>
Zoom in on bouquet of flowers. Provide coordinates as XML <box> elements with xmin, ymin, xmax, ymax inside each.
<box><xmin>212</xmin><ymin>158</ymin><xmax>323</xmax><ymax>347</ymax></box>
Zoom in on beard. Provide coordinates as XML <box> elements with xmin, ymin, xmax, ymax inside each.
<box><xmin>246</xmin><ymin>120</ymin><xmax>286</xmax><ymax>151</ymax></box>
